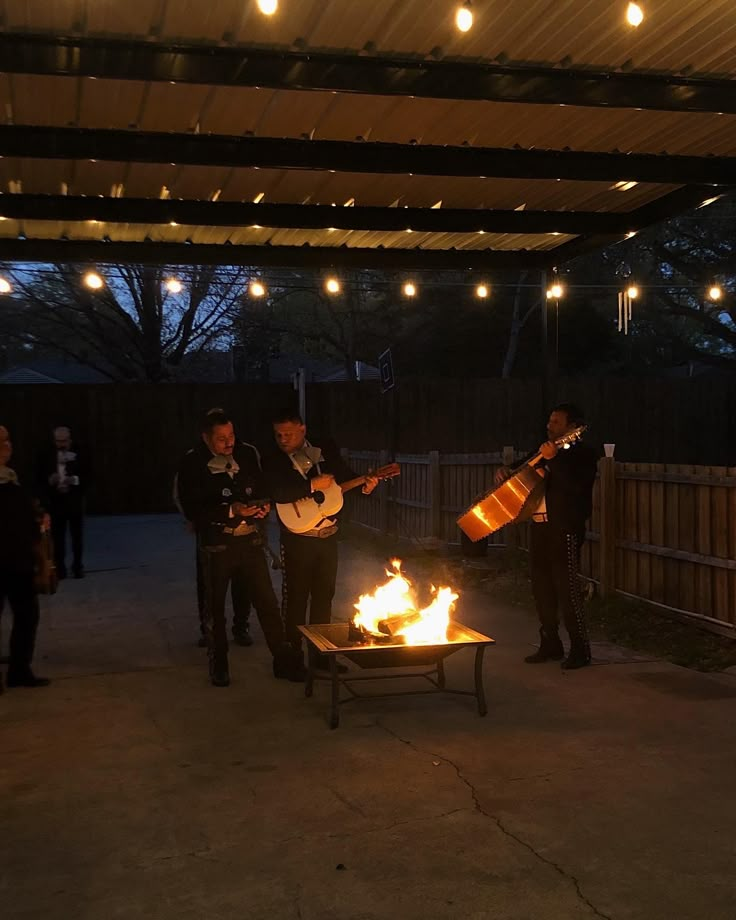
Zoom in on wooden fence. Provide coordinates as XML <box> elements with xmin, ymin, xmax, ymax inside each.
<box><xmin>344</xmin><ymin>450</ymin><xmax>736</xmax><ymax>631</ymax></box>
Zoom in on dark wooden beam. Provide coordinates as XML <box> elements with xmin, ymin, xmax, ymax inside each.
<box><xmin>0</xmin><ymin>194</ymin><xmax>638</xmax><ymax>235</ymax></box>
<box><xmin>1</xmin><ymin>125</ymin><xmax>734</xmax><ymax>185</ymax></box>
<box><xmin>2</xmin><ymin>33</ymin><xmax>736</xmax><ymax>114</ymax></box>
<box><xmin>0</xmin><ymin>238</ymin><xmax>548</xmax><ymax>271</ymax></box>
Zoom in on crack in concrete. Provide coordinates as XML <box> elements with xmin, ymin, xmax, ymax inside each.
<box><xmin>376</xmin><ymin>721</ymin><xmax>613</xmax><ymax>920</ymax></box>
<box><xmin>276</xmin><ymin>807</ymin><xmax>468</xmax><ymax>847</ymax></box>
<box><xmin>327</xmin><ymin>784</ymin><xmax>370</xmax><ymax>820</ymax></box>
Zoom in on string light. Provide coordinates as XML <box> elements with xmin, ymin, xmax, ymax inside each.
<box><xmin>626</xmin><ymin>2</ymin><xmax>644</xmax><ymax>27</ymax></box>
<box><xmin>627</xmin><ymin>285</ymin><xmax>639</xmax><ymax>299</ymax></box>
<box><xmin>402</xmin><ymin>281</ymin><xmax>417</xmax><ymax>297</ymax></box>
<box><xmin>455</xmin><ymin>1</ymin><xmax>473</xmax><ymax>32</ymax></box>
<box><xmin>249</xmin><ymin>280</ymin><xmax>266</xmax><ymax>298</ymax></box>
<box><xmin>476</xmin><ymin>283</ymin><xmax>489</xmax><ymax>298</ymax></box>
<box><xmin>165</xmin><ymin>277</ymin><xmax>183</xmax><ymax>294</ymax></box>
<box><xmin>547</xmin><ymin>282</ymin><xmax>564</xmax><ymax>299</ymax></box>
<box><xmin>325</xmin><ymin>277</ymin><xmax>341</xmax><ymax>295</ymax></box>
<box><xmin>708</xmin><ymin>285</ymin><xmax>722</xmax><ymax>301</ymax></box>
<box><xmin>257</xmin><ymin>0</ymin><xmax>278</xmax><ymax>14</ymax></box>
<box><xmin>83</xmin><ymin>271</ymin><xmax>104</xmax><ymax>290</ymax></box>
<box><xmin>0</xmin><ymin>277</ymin><xmax>11</xmax><ymax>294</ymax></box>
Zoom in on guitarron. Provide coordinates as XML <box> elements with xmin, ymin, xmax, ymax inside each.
<box><xmin>457</xmin><ymin>426</ymin><xmax>587</xmax><ymax>541</ymax></box>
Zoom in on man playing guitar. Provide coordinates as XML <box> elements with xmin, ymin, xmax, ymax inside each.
<box><xmin>262</xmin><ymin>410</ymin><xmax>379</xmax><ymax>672</ymax></box>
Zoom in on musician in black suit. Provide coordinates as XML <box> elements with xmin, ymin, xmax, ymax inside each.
<box><xmin>496</xmin><ymin>404</ymin><xmax>598</xmax><ymax>670</ymax></box>
<box><xmin>36</xmin><ymin>426</ymin><xmax>89</xmax><ymax>579</ymax></box>
<box><xmin>262</xmin><ymin>410</ymin><xmax>378</xmax><ymax>669</ymax></box>
<box><xmin>176</xmin><ymin>409</ymin><xmax>295</xmax><ymax>686</ymax></box>
<box><xmin>0</xmin><ymin>425</ymin><xmax>50</xmax><ymax>689</ymax></box>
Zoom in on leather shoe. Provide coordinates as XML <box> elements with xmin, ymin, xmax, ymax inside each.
<box><xmin>6</xmin><ymin>672</ymin><xmax>51</xmax><ymax>688</ymax></box>
<box><xmin>210</xmin><ymin>669</ymin><xmax>230</xmax><ymax>687</ymax></box>
<box><xmin>232</xmin><ymin>629</ymin><xmax>254</xmax><ymax>647</ymax></box>
<box><xmin>524</xmin><ymin>646</ymin><xmax>564</xmax><ymax>664</ymax></box>
<box><xmin>561</xmin><ymin>649</ymin><xmax>591</xmax><ymax>670</ymax></box>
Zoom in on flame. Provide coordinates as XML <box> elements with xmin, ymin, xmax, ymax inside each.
<box><xmin>352</xmin><ymin>559</ymin><xmax>458</xmax><ymax>645</ymax></box>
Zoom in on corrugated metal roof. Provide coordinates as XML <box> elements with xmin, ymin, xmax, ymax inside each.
<box><xmin>0</xmin><ymin>0</ymin><xmax>735</xmax><ymax>260</ymax></box>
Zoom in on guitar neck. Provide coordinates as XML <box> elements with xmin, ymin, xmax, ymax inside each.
<box><xmin>340</xmin><ymin>475</ymin><xmax>369</xmax><ymax>494</ymax></box>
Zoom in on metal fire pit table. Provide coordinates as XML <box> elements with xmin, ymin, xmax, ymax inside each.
<box><xmin>298</xmin><ymin>621</ymin><xmax>495</xmax><ymax>729</ymax></box>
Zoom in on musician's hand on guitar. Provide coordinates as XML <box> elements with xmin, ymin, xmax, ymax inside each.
<box><xmin>494</xmin><ymin>466</ymin><xmax>511</xmax><ymax>485</ymax></box>
<box><xmin>540</xmin><ymin>441</ymin><xmax>558</xmax><ymax>460</ymax></box>
<box><xmin>41</xmin><ymin>513</ymin><xmax>51</xmax><ymax>533</ymax></box>
<box><xmin>362</xmin><ymin>475</ymin><xmax>379</xmax><ymax>495</ymax></box>
<box><xmin>232</xmin><ymin>501</ymin><xmax>270</xmax><ymax>519</ymax></box>
<box><xmin>310</xmin><ymin>474</ymin><xmax>334</xmax><ymax>493</ymax></box>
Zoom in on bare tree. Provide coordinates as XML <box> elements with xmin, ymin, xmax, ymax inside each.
<box><xmin>0</xmin><ymin>263</ymin><xmax>253</xmax><ymax>381</ymax></box>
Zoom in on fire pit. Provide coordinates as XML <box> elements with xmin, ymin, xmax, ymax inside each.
<box><xmin>298</xmin><ymin>560</ymin><xmax>495</xmax><ymax>729</ymax></box>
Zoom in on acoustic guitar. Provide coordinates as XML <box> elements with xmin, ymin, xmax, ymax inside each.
<box><xmin>276</xmin><ymin>463</ymin><xmax>400</xmax><ymax>534</ymax></box>
<box><xmin>457</xmin><ymin>426</ymin><xmax>587</xmax><ymax>541</ymax></box>
<box><xmin>34</xmin><ymin>530</ymin><xmax>58</xmax><ymax>595</ymax></box>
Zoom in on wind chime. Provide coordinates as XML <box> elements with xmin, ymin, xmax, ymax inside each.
<box><xmin>617</xmin><ymin>285</ymin><xmax>638</xmax><ymax>334</ymax></box>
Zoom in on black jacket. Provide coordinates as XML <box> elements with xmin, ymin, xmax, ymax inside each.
<box><xmin>176</xmin><ymin>441</ymin><xmax>268</xmax><ymax>546</ymax></box>
<box><xmin>36</xmin><ymin>444</ymin><xmax>90</xmax><ymax>510</ymax></box>
<box><xmin>261</xmin><ymin>441</ymin><xmax>357</xmax><ymax>526</ymax></box>
<box><xmin>0</xmin><ymin>479</ymin><xmax>39</xmax><ymax>574</ymax></box>
<box><xmin>538</xmin><ymin>441</ymin><xmax>599</xmax><ymax>536</ymax></box>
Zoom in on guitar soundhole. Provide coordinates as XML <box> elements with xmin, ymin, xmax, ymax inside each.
<box><xmin>312</xmin><ymin>490</ymin><xmax>325</xmax><ymax>505</ymax></box>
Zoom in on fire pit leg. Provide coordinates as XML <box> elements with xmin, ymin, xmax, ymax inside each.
<box><xmin>474</xmin><ymin>647</ymin><xmax>487</xmax><ymax>716</ymax></box>
<box><xmin>305</xmin><ymin>656</ymin><xmax>314</xmax><ymax>698</ymax></box>
<box><xmin>329</xmin><ymin>656</ymin><xmax>340</xmax><ymax>730</ymax></box>
<box><xmin>436</xmin><ymin>658</ymin><xmax>446</xmax><ymax>689</ymax></box>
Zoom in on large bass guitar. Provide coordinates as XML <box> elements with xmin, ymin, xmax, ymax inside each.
<box><xmin>457</xmin><ymin>426</ymin><xmax>586</xmax><ymax>541</ymax></box>
<box><xmin>276</xmin><ymin>463</ymin><xmax>400</xmax><ymax>534</ymax></box>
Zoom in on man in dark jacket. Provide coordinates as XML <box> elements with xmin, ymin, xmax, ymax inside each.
<box><xmin>176</xmin><ymin>409</ymin><xmax>294</xmax><ymax>686</ymax></box>
<box><xmin>36</xmin><ymin>426</ymin><xmax>89</xmax><ymax>579</ymax></box>
<box><xmin>262</xmin><ymin>410</ymin><xmax>377</xmax><ymax>670</ymax></box>
<box><xmin>497</xmin><ymin>403</ymin><xmax>598</xmax><ymax>669</ymax></box>
<box><xmin>0</xmin><ymin>425</ymin><xmax>50</xmax><ymax>689</ymax></box>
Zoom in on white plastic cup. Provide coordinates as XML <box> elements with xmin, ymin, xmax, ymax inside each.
<box><xmin>603</xmin><ymin>443</ymin><xmax>615</xmax><ymax>458</ymax></box>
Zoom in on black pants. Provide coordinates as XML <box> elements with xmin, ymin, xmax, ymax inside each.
<box><xmin>280</xmin><ymin>530</ymin><xmax>339</xmax><ymax>647</ymax></box>
<box><xmin>0</xmin><ymin>568</ymin><xmax>40</xmax><ymax>680</ymax></box>
<box><xmin>50</xmin><ymin>500</ymin><xmax>84</xmax><ymax>575</ymax></box>
<box><xmin>529</xmin><ymin>523</ymin><xmax>589</xmax><ymax>651</ymax></box>
<box><xmin>199</xmin><ymin>539</ymin><xmax>283</xmax><ymax>670</ymax></box>
<box><xmin>195</xmin><ymin>539</ymin><xmax>250</xmax><ymax>636</ymax></box>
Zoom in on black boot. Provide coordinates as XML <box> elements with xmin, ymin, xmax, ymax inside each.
<box><xmin>6</xmin><ymin>671</ymin><xmax>51</xmax><ymax>688</ymax></box>
<box><xmin>561</xmin><ymin>643</ymin><xmax>591</xmax><ymax>670</ymax></box>
<box><xmin>524</xmin><ymin>628</ymin><xmax>564</xmax><ymax>664</ymax></box>
<box><xmin>209</xmin><ymin>654</ymin><xmax>230</xmax><ymax>687</ymax></box>
<box><xmin>273</xmin><ymin>647</ymin><xmax>306</xmax><ymax>682</ymax></box>
<box><xmin>232</xmin><ymin>624</ymin><xmax>254</xmax><ymax>647</ymax></box>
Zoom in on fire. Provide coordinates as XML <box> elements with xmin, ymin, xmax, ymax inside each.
<box><xmin>352</xmin><ymin>559</ymin><xmax>458</xmax><ymax>645</ymax></box>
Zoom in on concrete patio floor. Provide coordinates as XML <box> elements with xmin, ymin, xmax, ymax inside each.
<box><xmin>2</xmin><ymin>515</ymin><xmax>735</xmax><ymax>920</ymax></box>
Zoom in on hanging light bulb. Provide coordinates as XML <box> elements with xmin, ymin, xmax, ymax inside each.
<box><xmin>165</xmin><ymin>277</ymin><xmax>183</xmax><ymax>294</ymax></box>
<box><xmin>325</xmin><ymin>277</ymin><xmax>341</xmax><ymax>295</ymax></box>
<box><xmin>708</xmin><ymin>285</ymin><xmax>722</xmax><ymax>301</ymax></box>
<box><xmin>402</xmin><ymin>281</ymin><xmax>417</xmax><ymax>298</ymax></box>
<box><xmin>626</xmin><ymin>2</ymin><xmax>644</xmax><ymax>27</ymax></box>
<box><xmin>627</xmin><ymin>285</ymin><xmax>639</xmax><ymax>299</ymax></box>
<box><xmin>83</xmin><ymin>271</ymin><xmax>104</xmax><ymax>290</ymax></box>
<box><xmin>257</xmin><ymin>0</ymin><xmax>278</xmax><ymax>15</ymax></box>
<box><xmin>476</xmin><ymin>283</ymin><xmax>489</xmax><ymax>299</ymax></box>
<box><xmin>0</xmin><ymin>276</ymin><xmax>11</xmax><ymax>294</ymax></box>
<box><xmin>249</xmin><ymin>280</ymin><xmax>266</xmax><ymax>298</ymax></box>
<box><xmin>547</xmin><ymin>282</ymin><xmax>564</xmax><ymax>299</ymax></box>
<box><xmin>455</xmin><ymin>1</ymin><xmax>473</xmax><ymax>32</ymax></box>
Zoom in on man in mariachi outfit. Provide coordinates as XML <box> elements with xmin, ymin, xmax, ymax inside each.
<box><xmin>176</xmin><ymin>408</ymin><xmax>294</xmax><ymax>686</ymax></box>
<box><xmin>498</xmin><ymin>403</ymin><xmax>598</xmax><ymax>669</ymax></box>
<box><xmin>262</xmin><ymin>409</ymin><xmax>378</xmax><ymax>671</ymax></box>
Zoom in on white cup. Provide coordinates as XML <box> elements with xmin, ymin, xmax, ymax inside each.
<box><xmin>603</xmin><ymin>443</ymin><xmax>615</xmax><ymax>458</ymax></box>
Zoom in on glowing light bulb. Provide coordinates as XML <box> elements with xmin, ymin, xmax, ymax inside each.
<box><xmin>0</xmin><ymin>277</ymin><xmax>11</xmax><ymax>294</ymax></box>
<box><xmin>476</xmin><ymin>284</ymin><xmax>489</xmax><ymax>299</ymax></box>
<box><xmin>403</xmin><ymin>282</ymin><xmax>417</xmax><ymax>298</ymax></box>
<box><xmin>708</xmin><ymin>285</ymin><xmax>722</xmax><ymax>301</ymax></box>
<box><xmin>165</xmin><ymin>277</ymin><xmax>183</xmax><ymax>294</ymax></box>
<box><xmin>325</xmin><ymin>277</ymin><xmax>341</xmax><ymax>295</ymax></box>
<box><xmin>626</xmin><ymin>2</ymin><xmax>644</xmax><ymax>27</ymax></box>
<box><xmin>627</xmin><ymin>285</ymin><xmax>639</xmax><ymax>299</ymax></box>
<box><xmin>455</xmin><ymin>2</ymin><xmax>473</xmax><ymax>32</ymax></box>
<box><xmin>257</xmin><ymin>0</ymin><xmax>278</xmax><ymax>15</ymax></box>
<box><xmin>84</xmin><ymin>271</ymin><xmax>104</xmax><ymax>290</ymax></box>
<box><xmin>547</xmin><ymin>283</ymin><xmax>564</xmax><ymax>299</ymax></box>
<box><xmin>249</xmin><ymin>281</ymin><xmax>266</xmax><ymax>298</ymax></box>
